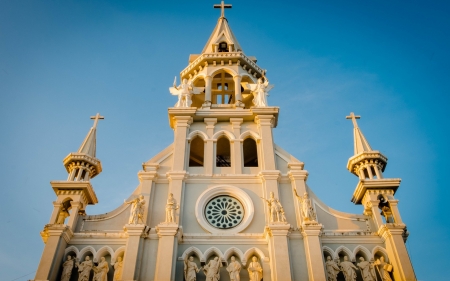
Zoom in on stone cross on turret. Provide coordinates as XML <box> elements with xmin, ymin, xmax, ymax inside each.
<box><xmin>214</xmin><ymin>1</ymin><xmax>232</xmax><ymax>18</ymax></box>
<box><xmin>346</xmin><ymin>112</ymin><xmax>360</xmax><ymax>128</ymax></box>
<box><xmin>90</xmin><ymin>113</ymin><xmax>104</xmax><ymax>129</ymax></box>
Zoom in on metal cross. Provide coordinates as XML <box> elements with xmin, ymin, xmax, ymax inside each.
<box><xmin>90</xmin><ymin>113</ymin><xmax>104</xmax><ymax>129</ymax></box>
<box><xmin>214</xmin><ymin>1</ymin><xmax>232</xmax><ymax>18</ymax></box>
<box><xmin>346</xmin><ymin>112</ymin><xmax>361</xmax><ymax>128</ymax></box>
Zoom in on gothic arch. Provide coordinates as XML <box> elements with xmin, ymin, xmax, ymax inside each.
<box><xmin>212</xmin><ymin>130</ymin><xmax>236</xmax><ymax>141</ymax></box>
<box><xmin>112</xmin><ymin>246</ymin><xmax>126</xmax><ymax>264</ymax></box>
<box><xmin>322</xmin><ymin>246</ymin><xmax>335</xmax><ymax>260</ymax></box>
<box><xmin>353</xmin><ymin>245</ymin><xmax>372</xmax><ymax>261</ymax></box>
<box><xmin>239</xmin><ymin>131</ymin><xmax>261</xmax><ymax>141</ymax></box>
<box><xmin>372</xmin><ymin>246</ymin><xmax>389</xmax><ymax>262</ymax></box>
<box><xmin>78</xmin><ymin>246</ymin><xmax>96</xmax><ymax>260</ymax></box>
<box><xmin>202</xmin><ymin>247</ymin><xmax>224</xmax><ymax>263</ymax></box>
<box><xmin>95</xmin><ymin>246</ymin><xmax>114</xmax><ymax>261</ymax></box>
<box><xmin>210</xmin><ymin>67</ymin><xmax>238</xmax><ymax>79</ymax></box>
<box><xmin>223</xmin><ymin>247</ymin><xmax>245</xmax><ymax>262</ymax></box>
<box><xmin>334</xmin><ymin>246</ymin><xmax>354</xmax><ymax>260</ymax></box>
<box><xmin>243</xmin><ymin>247</ymin><xmax>266</xmax><ymax>266</ymax></box>
<box><xmin>64</xmin><ymin>246</ymin><xmax>79</xmax><ymax>259</ymax></box>
<box><xmin>180</xmin><ymin>246</ymin><xmax>203</xmax><ymax>261</ymax></box>
<box><xmin>187</xmin><ymin>130</ymin><xmax>209</xmax><ymax>141</ymax></box>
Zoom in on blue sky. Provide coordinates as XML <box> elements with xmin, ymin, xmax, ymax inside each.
<box><xmin>1</xmin><ymin>0</ymin><xmax>448</xmax><ymax>280</ymax></box>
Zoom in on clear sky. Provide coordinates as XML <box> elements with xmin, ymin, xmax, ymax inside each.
<box><xmin>1</xmin><ymin>0</ymin><xmax>448</xmax><ymax>280</ymax></box>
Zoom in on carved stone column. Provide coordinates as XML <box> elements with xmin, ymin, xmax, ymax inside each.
<box><xmin>230</xmin><ymin>118</ymin><xmax>243</xmax><ymax>174</ymax></box>
<box><xmin>301</xmin><ymin>223</ymin><xmax>326</xmax><ymax>281</ymax></box>
<box><xmin>265</xmin><ymin>223</ymin><xmax>292</xmax><ymax>281</ymax></box>
<box><xmin>172</xmin><ymin>116</ymin><xmax>192</xmax><ymax>171</ymax></box>
<box><xmin>121</xmin><ymin>224</ymin><xmax>147</xmax><ymax>281</ymax></box>
<box><xmin>379</xmin><ymin>224</ymin><xmax>416</xmax><ymax>281</ymax></box>
<box><xmin>204</xmin><ymin>118</ymin><xmax>217</xmax><ymax>175</ymax></box>
<box><xmin>233</xmin><ymin>75</ymin><xmax>243</xmax><ymax>107</ymax></box>
<box><xmin>154</xmin><ymin>223</ymin><xmax>179</xmax><ymax>281</ymax></box>
<box><xmin>33</xmin><ymin>225</ymin><xmax>73</xmax><ymax>281</ymax></box>
<box><xmin>287</xmin><ymin>163</ymin><xmax>308</xmax><ymax>228</ymax></box>
<box><xmin>387</xmin><ymin>199</ymin><xmax>404</xmax><ymax>224</ymax></box>
<box><xmin>67</xmin><ymin>201</ymin><xmax>82</xmax><ymax>230</ymax></box>
<box><xmin>48</xmin><ymin>201</ymin><xmax>63</xmax><ymax>224</ymax></box>
<box><xmin>203</xmin><ymin>75</ymin><xmax>212</xmax><ymax>107</ymax></box>
<box><xmin>255</xmin><ymin>115</ymin><xmax>276</xmax><ymax>170</ymax></box>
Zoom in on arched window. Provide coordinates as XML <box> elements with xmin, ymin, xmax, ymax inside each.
<box><xmin>243</xmin><ymin>138</ymin><xmax>258</xmax><ymax>167</ymax></box>
<box><xmin>216</xmin><ymin>136</ymin><xmax>231</xmax><ymax>167</ymax></box>
<box><xmin>189</xmin><ymin>136</ymin><xmax>205</xmax><ymax>167</ymax></box>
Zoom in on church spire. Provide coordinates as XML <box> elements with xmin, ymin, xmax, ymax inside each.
<box><xmin>63</xmin><ymin>113</ymin><xmax>104</xmax><ymax>181</ymax></box>
<box><xmin>345</xmin><ymin>112</ymin><xmax>387</xmax><ymax>181</ymax></box>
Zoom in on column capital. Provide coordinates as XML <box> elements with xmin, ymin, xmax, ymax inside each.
<box><xmin>156</xmin><ymin>223</ymin><xmax>179</xmax><ymax>237</ymax></box>
<box><xmin>40</xmin><ymin>224</ymin><xmax>74</xmax><ymax>243</ymax></box>
<box><xmin>264</xmin><ymin>223</ymin><xmax>291</xmax><ymax>237</ymax></box>
<box><xmin>254</xmin><ymin>115</ymin><xmax>274</xmax><ymax>127</ymax></box>
<box><xmin>301</xmin><ymin>223</ymin><xmax>323</xmax><ymax>237</ymax></box>
<box><xmin>167</xmin><ymin>171</ymin><xmax>188</xmax><ymax>181</ymax></box>
<box><xmin>70</xmin><ymin>201</ymin><xmax>83</xmax><ymax>209</ymax></box>
<box><xmin>259</xmin><ymin>170</ymin><xmax>281</xmax><ymax>181</ymax></box>
<box><xmin>138</xmin><ymin>170</ymin><xmax>158</xmax><ymax>181</ymax></box>
<box><xmin>230</xmin><ymin>118</ymin><xmax>243</xmax><ymax>125</ymax></box>
<box><xmin>124</xmin><ymin>224</ymin><xmax>148</xmax><ymax>237</ymax></box>
<box><xmin>378</xmin><ymin>223</ymin><xmax>407</xmax><ymax>240</ymax></box>
<box><xmin>204</xmin><ymin>118</ymin><xmax>217</xmax><ymax>126</ymax></box>
<box><xmin>287</xmin><ymin>170</ymin><xmax>308</xmax><ymax>181</ymax></box>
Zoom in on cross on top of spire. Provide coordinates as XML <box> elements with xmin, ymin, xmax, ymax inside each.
<box><xmin>90</xmin><ymin>113</ymin><xmax>104</xmax><ymax>129</ymax></box>
<box><xmin>346</xmin><ymin>112</ymin><xmax>361</xmax><ymax>128</ymax></box>
<box><xmin>214</xmin><ymin>1</ymin><xmax>232</xmax><ymax>18</ymax></box>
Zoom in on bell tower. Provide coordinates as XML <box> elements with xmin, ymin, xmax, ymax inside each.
<box><xmin>346</xmin><ymin>112</ymin><xmax>416</xmax><ymax>281</ymax></box>
<box><xmin>33</xmin><ymin>114</ymin><xmax>102</xmax><ymax>281</ymax></box>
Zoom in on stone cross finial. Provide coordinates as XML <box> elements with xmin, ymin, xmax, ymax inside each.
<box><xmin>214</xmin><ymin>1</ymin><xmax>232</xmax><ymax>18</ymax></box>
<box><xmin>346</xmin><ymin>112</ymin><xmax>361</xmax><ymax>128</ymax></box>
<box><xmin>90</xmin><ymin>113</ymin><xmax>104</xmax><ymax>129</ymax></box>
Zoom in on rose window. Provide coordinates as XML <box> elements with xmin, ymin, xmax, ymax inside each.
<box><xmin>204</xmin><ymin>195</ymin><xmax>244</xmax><ymax>229</ymax></box>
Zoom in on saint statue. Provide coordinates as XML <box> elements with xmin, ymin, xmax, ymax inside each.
<box><xmin>165</xmin><ymin>193</ymin><xmax>179</xmax><ymax>223</ymax></box>
<box><xmin>184</xmin><ymin>256</ymin><xmax>201</xmax><ymax>281</ymax></box>
<box><xmin>247</xmin><ymin>256</ymin><xmax>263</xmax><ymax>281</ymax></box>
<box><xmin>261</xmin><ymin>192</ymin><xmax>285</xmax><ymax>223</ymax></box>
<box><xmin>61</xmin><ymin>255</ymin><xmax>74</xmax><ymax>281</ymax></box>
<box><xmin>113</xmin><ymin>256</ymin><xmax>123</xmax><ymax>281</ymax></box>
<box><xmin>294</xmin><ymin>189</ymin><xmax>317</xmax><ymax>222</ymax></box>
<box><xmin>325</xmin><ymin>256</ymin><xmax>340</xmax><ymax>281</ymax></box>
<box><xmin>339</xmin><ymin>256</ymin><xmax>358</xmax><ymax>281</ymax></box>
<box><xmin>247</xmin><ymin>75</ymin><xmax>274</xmax><ymax>107</ymax></box>
<box><xmin>357</xmin><ymin>257</ymin><xmax>376</xmax><ymax>281</ymax></box>
<box><xmin>226</xmin><ymin>256</ymin><xmax>241</xmax><ymax>281</ymax></box>
<box><xmin>76</xmin><ymin>256</ymin><xmax>93</xmax><ymax>281</ymax></box>
<box><xmin>124</xmin><ymin>195</ymin><xmax>145</xmax><ymax>224</ymax></box>
<box><xmin>203</xmin><ymin>256</ymin><xmax>222</xmax><ymax>281</ymax></box>
<box><xmin>169</xmin><ymin>77</ymin><xmax>204</xmax><ymax>108</ymax></box>
<box><xmin>374</xmin><ymin>256</ymin><xmax>393</xmax><ymax>281</ymax></box>
<box><xmin>93</xmin><ymin>257</ymin><xmax>109</xmax><ymax>281</ymax></box>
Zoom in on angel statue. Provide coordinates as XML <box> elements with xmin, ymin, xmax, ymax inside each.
<box><xmin>247</xmin><ymin>74</ymin><xmax>274</xmax><ymax>107</ymax></box>
<box><xmin>169</xmin><ymin>77</ymin><xmax>204</xmax><ymax>108</ymax></box>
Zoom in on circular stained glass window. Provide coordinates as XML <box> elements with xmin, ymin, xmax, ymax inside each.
<box><xmin>205</xmin><ymin>195</ymin><xmax>244</xmax><ymax>229</ymax></box>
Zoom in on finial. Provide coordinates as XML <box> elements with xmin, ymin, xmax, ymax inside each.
<box><xmin>214</xmin><ymin>1</ymin><xmax>232</xmax><ymax>18</ymax></box>
<box><xmin>90</xmin><ymin>113</ymin><xmax>104</xmax><ymax>129</ymax></box>
<box><xmin>346</xmin><ymin>112</ymin><xmax>361</xmax><ymax>128</ymax></box>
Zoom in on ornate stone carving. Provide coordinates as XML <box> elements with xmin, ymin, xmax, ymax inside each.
<box><xmin>339</xmin><ymin>256</ymin><xmax>358</xmax><ymax>281</ymax></box>
<box><xmin>203</xmin><ymin>256</ymin><xmax>222</xmax><ymax>281</ymax></box>
<box><xmin>374</xmin><ymin>256</ymin><xmax>393</xmax><ymax>281</ymax></box>
<box><xmin>261</xmin><ymin>192</ymin><xmax>286</xmax><ymax>223</ymax></box>
<box><xmin>56</xmin><ymin>208</ymin><xmax>70</xmax><ymax>225</ymax></box>
<box><xmin>165</xmin><ymin>193</ymin><xmax>179</xmax><ymax>223</ymax></box>
<box><xmin>294</xmin><ymin>189</ymin><xmax>317</xmax><ymax>222</ymax></box>
<box><xmin>325</xmin><ymin>256</ymin><xmax>340</xmax><ymax>281</ymax></box>
<box><xmin>92</xmin><ymin>257</ymin><xmax>109</xmax><ymax>281</ymax></box>
<box><xmin>357</xmin><ymin>257</ymin><xmax>376</xmax><ymax>281</ymax></box>
<box><xmin>248</xmin><ymin>75</ymin><xmax>274</xmax><ymax>107</ymax></box>
<box><xmin>184</xmin><ymin>256</ymin><xmax>201</xmax><ymax>281</ymax></box>
<box><xmin>61</xmin><ymin>255</ymin><xmax>74</xmax><ymax>281</ymax></box>
<box><xmin>124</xmin><ymin>195</ymin><xmax>145</xmax><ymax>225</ymax></box>
<box><xmin>227</xmin><ymin>256</ymin><xmax>241</xmax><ymax>281</ymax></box>
<box><xmin>113</xmin><ymin>256</ymin><xmax>123</xmax><ymax>281</ymax></box>
<box><xmin>169</xmin><ymin>77</ymin><xmax>204</xmax><ymax>108</ymax></box>
<box><xmin>247</xmin><ymin>256</ymin><xmax>263</xmax><ymax>281</ymax></box>
<box><xmin>76</xmin><ymin>256</ymin><xmax>93</xmax><ymax>281</ymax></box>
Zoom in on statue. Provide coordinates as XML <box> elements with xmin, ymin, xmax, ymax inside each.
<box><xmin>124</xmin><ymin>195</ymin><xmax>145</xmax><ymax>224</ymax></box>
<box><xmin>374</xmin><ymin>256</ymin><xmax>393</xmax><ymax>281</ymax></box>
<box><xmin>184</xmin><ymin>256</ymin><xmax>201</xmax><ymax>281</ymax></box>
<box><xmin>357</xmin><ymin>257</ymin><xmax>376</xmax><ymax>281</ymax></box>
<box><xmin>113</xmin><ymin>256</ymin><xmax>123</xmax><ymax>281</ymax></box>
<box><xmin>226</xmin><ymin>256</ymin><xmax>241</xmax><ymax>281</ymax></box>
<box><xmin>61</xmin><ymin>255</ymin><xmax>74</xmax><ymax>281</ymax></box>
<box><xmin>76</xmin><ymin>256</ymin><xmax>93</xmax><ymax>281</ymax></box>
<box><xmin>339</xmin><ymin>256</ymin><xmax>358</xmax><ymax>281</ymax></box>
<box><xmin>92</xmin><ymin>257</ymin><xmax>109</xmax><ymax>281</ymax></box>
<box><xmin>203</xmin><ymin>256</ymin><xmax>222</xmax><ymax>281</ymax></box>
<box><xmin>294</xmin><ymin>189</ymin><xmax>317</xmax><ymax>222</ymax></box>
<box><xmin>169</xmin><ymin>77</ymin><xmax>204</xmax><ymax>108</ymax></box>
<box><xmin>279</xmin><ymin>205</ymin><xmax>287</xmax><ymax>223</ymax></box>
<box><xmin>248</xmin><ymin>256</ymin><xmax>263</xmax><ymax>281</ymax></box>
<box><xmin>261</xmin><ymin>192</ymin><xmax>285</xmax><ymax>223</ymax></box>
<box><xmin>247</xmin><ymin>75</ymin><xmax>274</xmax><ymax>107</ymax></box>
<box><xmin>325</xmin><ymin>256</ymin><xmax>340</xmax><ymax>281</ymax></box>
<box><xmin>165</xmin><ymin>193</ymin><xmax>179</xmax><ymax>223</ymax></box>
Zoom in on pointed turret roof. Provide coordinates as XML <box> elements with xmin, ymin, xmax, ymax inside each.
<box><xmin>202</xmin><ymin>7</ymin><xmax>242</xmax><ymax>53</ymax></box>
<box><xmin>346</xmin><ymin>112</ymin><xmax>373</xmax><ymax>155</ymax></box>
<box><xmin>77</xmin><ymin>113</ymin><xmax>103</xmax><ymax>157</ymax></box>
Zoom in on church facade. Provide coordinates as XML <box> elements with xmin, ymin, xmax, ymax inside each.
<box><xmin>33</xmin><ymin>4</ymin><xmax>416</xmax><ymax>281</ymax></box>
